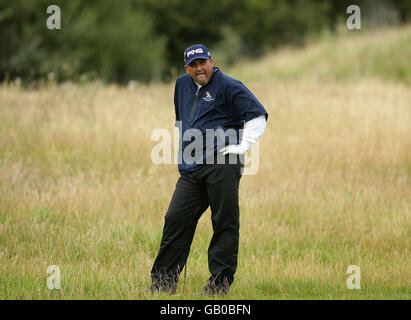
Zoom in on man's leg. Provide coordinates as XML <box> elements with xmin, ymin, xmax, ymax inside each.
<box><xmin>151</xmin><ymin>173</ymin><xmax>209</xmax><ymax>292</ymax></box>
<box><xmin>204</xmin><ymin>162</ymin><xmax>242</xmax><ymax>293</ymax></box>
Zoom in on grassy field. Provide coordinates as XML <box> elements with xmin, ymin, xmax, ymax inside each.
<box><xmin>1</xmin><ymin>26</ymin><xmax>410</xmax><ymax>300</ymax></box>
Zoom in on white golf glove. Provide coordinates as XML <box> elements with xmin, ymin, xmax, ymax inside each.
<box><xmin>218</xmin><ymin>115</ymin><xmax>267</xmax><ymax>156</ymax></box>
<box><xmin>219</xmin><ymin>143</ymin><xmax>249</xmax><ymax>155</ymax></box>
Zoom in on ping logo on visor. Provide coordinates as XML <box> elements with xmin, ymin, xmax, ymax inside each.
<box><xmin>186</xmin><ymin>48</ymin><xmax>203</xmax><ymax>58</ymax></box>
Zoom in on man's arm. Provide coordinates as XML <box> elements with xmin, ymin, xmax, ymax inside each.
<box><xmin>174</xmin><ymin>79</ymin><xmax>180</xmax><ymax>127</ymax></box>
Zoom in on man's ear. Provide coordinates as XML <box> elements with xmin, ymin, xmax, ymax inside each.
<box><xmin>209</xmin><ymin>58</ymin><xmax>214</xmax><ymax>67</ymax></box>
<box><xmin>184</xmin><ymin>65</ymin><xmax>189</xmax><ymax>73</ymax></box>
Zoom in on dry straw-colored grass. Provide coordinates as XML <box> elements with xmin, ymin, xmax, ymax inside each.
<box><xmin>1</xmin><ymin>27</ymin><xmax>410</xmax><ymax>300</ymax></box>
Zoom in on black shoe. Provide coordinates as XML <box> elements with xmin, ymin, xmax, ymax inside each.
<box><xmin>200</xmin><ymin>282</ymin><xmax>230</xmax><ymax>296</ymax></box>
<box><xmin>146</xmin><ymin>284</ymin><xmax>177</xmax><ymax>295</ymax></box>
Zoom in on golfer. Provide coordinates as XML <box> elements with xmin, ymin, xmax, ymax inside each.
<box><xmin>149</xmin><ymin>44</ymin><xmax>268</xmax><ymax>295</ymax></box>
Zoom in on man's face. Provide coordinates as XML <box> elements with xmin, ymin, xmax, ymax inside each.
<box><xmin>184</xmin><ymin>58</ymin><xmax>214</xmax><ymax>86</ymax></box>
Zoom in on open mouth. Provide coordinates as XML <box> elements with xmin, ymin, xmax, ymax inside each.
<box><xmin>196</xmin><ymin>73</ymin><xmax>206</xmax><ymax>81</ymax></box>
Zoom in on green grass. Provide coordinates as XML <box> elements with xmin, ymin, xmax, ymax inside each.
<box><xmin>229</xmin><ymin>24</ymin><xmax>411</xmax><ymax>85</ymax></box>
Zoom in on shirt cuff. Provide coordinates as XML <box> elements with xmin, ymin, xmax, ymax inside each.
<box><xmin>239</xmin><ymin>115</ymin><xmax>267</xmax><ymax>150</ymax></box>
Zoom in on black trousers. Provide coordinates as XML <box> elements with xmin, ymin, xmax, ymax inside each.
<box><xmin>151</xmin><ymin>157</ymin><xmax>242</xmax><ymax>289</ymax></box>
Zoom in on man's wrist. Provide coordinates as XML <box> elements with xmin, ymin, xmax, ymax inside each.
<box><xmin>239</xmin><ymin>139</ymin><xmax>252</xmax><ymax>152</ymax></box>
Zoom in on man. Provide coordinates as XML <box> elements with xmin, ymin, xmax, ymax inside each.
<box><xmin>149</xmin><ymin>44</ymin><xmax>268</xmax><ymax>295</ymax></box>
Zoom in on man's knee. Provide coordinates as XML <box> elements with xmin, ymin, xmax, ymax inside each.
<box><xmin>164</xmin><ymin>206</ymin><xmax>189</xmax><ymax>227</ymax></box>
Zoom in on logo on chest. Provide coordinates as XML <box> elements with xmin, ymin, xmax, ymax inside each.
<box><xmin>203</xmin><ymin>91</ymin><xmax>214</xmax><ymax>102</ymax></box>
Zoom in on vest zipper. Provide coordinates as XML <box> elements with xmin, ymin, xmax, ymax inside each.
<box><xmin>190</xmin><ymin>86</ymin><xmax>201</xmax><ymax>120</ymax></box>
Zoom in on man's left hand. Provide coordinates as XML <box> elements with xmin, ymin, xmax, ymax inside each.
<box><xmin>218</xmin><ymin>144</ymin><xmax>248</xmax><ymax>155</ymax></box>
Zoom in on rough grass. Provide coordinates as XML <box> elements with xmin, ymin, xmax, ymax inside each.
<box><xmin>0</xmin><ymin>25</ymin><xmax>410</xmax><ymax>300</ymax></box>
<box><xmin>229</xmin><ymin>24</ymin><xmax>411</xmax><ymax>85</ymax></box>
